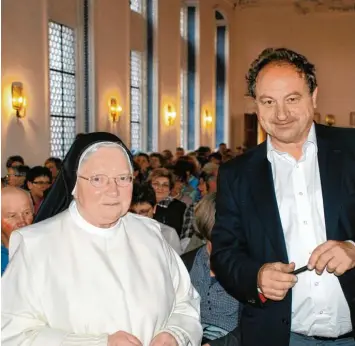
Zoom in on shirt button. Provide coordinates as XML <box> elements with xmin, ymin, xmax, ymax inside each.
<box><xmin>315</xmin><ymin>282</ymin><xmax>319</xmax><ymax>286</ymax></box>
<box><xmin>207</xmin><ymin>293</ymin><xmax>210</xmax><ymax>296</ymax></box>
<box><xmin>296</xmin><ymin>164</ymin><xmax>299</xmax><ymax>168</ymax></box>
<box><xmin>208</xmin><ymin>301</ymin><xmax>210</xmax><ymax>304</ymax></box>
<box><xmin>209</xmin><ymin>307</ymin><xmax>211</xmax><ymax>311</ymax></box>
<box><xmin>303</xmin><ymin>221</ymin><xmax>308</xmax><ymax>225</ymax></box>
<box><xmin>299</xmin><ymin>192</ymin><xmax>303</xmax><ymax>196</ymax></box>
<box><xmin>320</xmin><ymin>310</ymin><xmax>323</xmax><ymax>314</ymax></box>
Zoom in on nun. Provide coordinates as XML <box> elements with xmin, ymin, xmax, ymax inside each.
<box><xmin>2</xmin><ymin>132</ymin><xmax>202</xmax><ymax>346</ymax></box>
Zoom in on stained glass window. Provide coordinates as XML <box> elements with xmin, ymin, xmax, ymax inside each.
<box><xmin>130</xmin><ymin>51</ymin><xmax>143</xmax><ymax>151</ymax></box>
<box><xmin>49</xmin><ymin>21</ymin><xmax>76</xmax><ymax>159</ymax></box>
<box><xmin>130</xmin><ymin>0</ymin><xmax>142</xmax><ymax>13</ymax></box>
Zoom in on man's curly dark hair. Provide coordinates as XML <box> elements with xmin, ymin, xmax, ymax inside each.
<box><xmin>246</xmin><ymin>47</ymin><xmax>317</xmax><ymax>98</ymax></box>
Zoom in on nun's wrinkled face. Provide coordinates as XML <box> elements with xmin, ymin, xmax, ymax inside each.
<box><xmin>74</xmin><ymin>147</ymin><xmax>133</xmax><ymax>228</ymax></box>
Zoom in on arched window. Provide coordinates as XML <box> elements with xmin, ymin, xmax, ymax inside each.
<box><xmin>215</xmin><ymin>10</ymin><xmax>228</xmax><ymax>146</ymax></box>
<box><xmin>48</xmin><ymin>21</ymin><xmax>76</xmax><ymax>159</ymax></box>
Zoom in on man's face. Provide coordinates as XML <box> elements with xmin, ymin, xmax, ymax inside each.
<box><xmin>176</xmin><ymin>149</ymin><xmax>184</xmax><ymax>159</ymax></box>
<box><xmin>255</xmin><ymin>63</ymin><xmax>317</xmax><ymax>146</ymax></box>
<box><xmin>27</xmin><ymin>175</ymin><xmax>51</xmax><ymax>199</ymax></box>
<box><xmin>149</xmin><ymin>156</ymin><xmax>161</xmax><ymax>169</ymax></box>
<box><xmin>1</xmin><ymin>189</ymin><xmax>34</xmax><ymax>246</ymax></box>
<box><xmin>219</xmin><ymin>144</ymin><xmax>227</xmax><ymax>154</ymax></box>
<box><xmin>130</xmin><ymin>202</ymin><xmax>155</xmax><ymax>218</ymax></box>
<box><xmin>75</xmin><ymin>147</ymin><xmax>133</xmax><ymax>228</ymax></box>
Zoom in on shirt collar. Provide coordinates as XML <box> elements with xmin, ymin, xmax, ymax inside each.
<box><xmin>267</xmin><ymin>122</ymin><xmax>318</xmax><ymax>160</ymax></box>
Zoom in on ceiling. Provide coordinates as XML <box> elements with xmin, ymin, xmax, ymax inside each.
<box><xmin>223</xmin><ymin>0</ymin><xmax>355</xmax><ymax>13</ymax></box>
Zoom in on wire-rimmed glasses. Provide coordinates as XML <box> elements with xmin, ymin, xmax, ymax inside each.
<box><xmin>78</xmin><ymin>174</ymin><xmax>133</xmax><ymax>188</ymax></box>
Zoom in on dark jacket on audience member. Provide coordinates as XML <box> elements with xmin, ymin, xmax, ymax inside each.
<box><xmin>154</xmin><ymin>198</ymin><xmax>187</xmax><ymax>238</ymax></box>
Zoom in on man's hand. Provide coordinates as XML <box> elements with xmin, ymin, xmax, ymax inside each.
<box><xmin>149</xmin><ymin>332</ymin><xmax>178</xmax><ymax>346</ymax></box>
<box><xmin>257</xmin><ymin>262</ymin><xmax>297</xmax><ymax>301</ymax></box>
<box><xmin>108</xmin><ymin>331</ymin><xmax>142</xmax><ymax>346</ymax></box>
<box><xmin>308</xmin><ymin>240</ymin><xmax>355</xmax><ymax>276</ymax></box>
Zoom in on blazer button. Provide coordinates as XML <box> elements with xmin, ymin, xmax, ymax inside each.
<box><xmin>282</xmin><ymin>318</ymin><xmax>290</xmax><ymax>325</ymax></box>
<box><xmin>248</xmin><ymin>299</ymin><xmax>256</xmax><ymax>304</ymax></box>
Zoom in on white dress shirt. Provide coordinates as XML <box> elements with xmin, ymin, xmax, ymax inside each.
<box><xmin>2</xmin><ymin>201</ymin><xmax>202</xmax><ymax>346</ymax></box>
<box><xmin>267</xmin><ymin>124</ymin><xmax>352</xmax><ymax>337</ymax></box>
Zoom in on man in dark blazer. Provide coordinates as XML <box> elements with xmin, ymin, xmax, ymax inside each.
<box><xmin>211</xmin><ymin>48</ymin><xmax>355</xmax><ymax>346</ymax></box>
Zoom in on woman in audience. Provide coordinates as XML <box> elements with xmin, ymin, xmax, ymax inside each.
<box><xmin>148</xmin><ymin>168</ymin><xmax>187</xmax><ymax>238</ymax></box>
<box><xmin>130</xmin><ymin>183</ymin><xmax>182</xmax><ymax>254</ymax></box>
<box><xmin>25</xmin><ymin>166</ymin><xmax>52</xmax><ymax>214</ymax></box>
<box><xmin>134</xmin><ymin>152</ymin><xmax>151</xmax><ymax>181</ymax></box>
<box><xmin>2</xmin><ymin>132</ymin><xmax>202</xmax><ymax>346</ymax></box>
<box><xmin>44</xmin><ymin>157</ymin><xmax>62</xmax><ymax>181</ymax></box>
<box><xmin>6</xmin><ymin>155</ymin><xmax>24</xmax><ymax>168</ymax></box>
<box><xmin>182</xmin><ymin>193</ymin><xmax>241</xmax><ymax>346</ymax></box>
<box><xmin>6</xmin><ymin>165</ymin><xmax>29</xmax><ymax>188</ymax></box>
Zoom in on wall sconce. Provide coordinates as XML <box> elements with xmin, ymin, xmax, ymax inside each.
<box><xmin>203</xmin><ymin>110</ymin><xmax>213</xmax><ymax>126</ymax></box>
<box><xmin>165</xmin><ymin>105</ymin><xmax>177</xmax><ymax>126</ymax></box>
<box><xmin>325</xmin><ymin>114</ymin><xmax>335</xmax><ymax>127</ymax></box>
<box><xmin>108</xmin><ymin>97</ymin><xmax>122</xmax><ymax>122</ymax></box>
<box><xmin>350</xmin><ymin>112</ymin><xmax>355</xmax><ymax>127</ymax></box>
<box><xmin>12</xmin><ymin>82</ymin><xmax>26</xmax><ymax>118</ymax></box>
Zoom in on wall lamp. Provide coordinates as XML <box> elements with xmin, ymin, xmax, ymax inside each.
<box><xmin>203</xmin><ymin>110</ymin><xmax>213</xmax><ymax>126</ymax></box>
<box><xmin>165</xmin><ymin>105</ymin><xmax>177</xmax><ymax>126</ymax></box>
<box><xmin>12</xmin><ymin>82</ymin><xmax>26</xmax><ymax>118</ymax></box>
<box><xmin>325</xmin><ymin>114</ymin><xmax>335</xmax><ymax>127</ymax></box>
<box><xmin>109</xmin><ymin>97</ymin><xmax>122</xmax><ymax>122</ymax></box>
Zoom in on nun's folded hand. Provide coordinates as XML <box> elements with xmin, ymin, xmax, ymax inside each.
<box><xmin>108</xmin><ymin>331</ymin><xmax>143</xmax><ymax>346</ymax></box>
<box><xmin>149</xmin><ymin>332</ymin><xmax>178</xmax><ymax>346</ymax></box>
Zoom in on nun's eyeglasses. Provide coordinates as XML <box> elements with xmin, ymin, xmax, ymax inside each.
<box><xmin>78</xmin><ymin>174</ymin><xmax>133</xmax><ymax>188</ymax></box>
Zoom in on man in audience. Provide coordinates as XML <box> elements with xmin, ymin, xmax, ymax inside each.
<box><xmin>211</xmin><ymin>48</ymin><xmax>355</xmax><ymax>346</ymax></box>
<box><xmin>217</xmin><ymin>143</ymin><xmax>227</xmax><ymax>156</ymax></box>
<box><xmin>26</xmin><ymin>166</ymin><xmax>52</xmax><ymax>214</ymax></box>
<box><xmin>149</xmin><ymin>152</ymin><xmax>165</xmax><ymax>170</ymax></box>
<box><xmin>175</xmin><ymin>147</ymin><xmax>185</xmax><ymax>162</ymax></box>
<box><xmin>1</xmin><ymin>187</ymin><xmax>33</xmax><ymax>275</ymax></box>
<box><xmin>131</xmin><ymin>183</ymin><xmax>182</xmax><ymax>254</ymax></box>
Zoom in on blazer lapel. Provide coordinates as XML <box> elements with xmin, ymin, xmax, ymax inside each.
<box><xmin>248</xmin><ymin>144</ymin><xmax>288</xmax><ymax>262</ymax></box>
<box><xmin>316</xmin><ymin>126</ymin><xmax>343</xmax><ymax>241</ymax></box>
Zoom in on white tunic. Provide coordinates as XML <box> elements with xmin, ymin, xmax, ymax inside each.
<box><xmin>1</xmin><ymin>201</ymin><xmax>202</xmax><ymax>346</ymax></box>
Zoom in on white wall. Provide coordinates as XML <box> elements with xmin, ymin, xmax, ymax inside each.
<box><xmin>2</xmin><ymin>0</ymin><xmax>355</xmax><ymax>168</ymax></box>
<box><xmin>1</xmin><ymin>0</ymin><xmax>81</xmax><ymax>172</ymax></box>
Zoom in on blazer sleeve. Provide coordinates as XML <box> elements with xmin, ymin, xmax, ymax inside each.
<box><xmin>1</xmin><ymin>233</ymin><xmax>109</xmax><ymax>346</ymax></box>
<box><xmin>156</xmin><ymin>242</ymin><xmax>202</xmax><ymax>346</ymax></box>
<box><xmin>210</xmin><ymin>163</ymin><xmax>263</xmax><ymax>307</ymax></box>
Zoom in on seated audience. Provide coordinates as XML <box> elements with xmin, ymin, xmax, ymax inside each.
<box><xmin>2</xmin><ymin>132</ymin><xmax>202</xmax><ymax>346</ymax></box>
<box><xmin>198</xmin><ymin>172</ymin><xmax>217</xmax><ymax>198</ymax></box>
<box><xmin>208</xmin><ymin>153</ymin><xmax>222</xmax><ymax>165</ymax></box>
<box><xmin>148</xmin><ymin>168</ymin><xmax>187</xmax><ymax>238</ymax></box>
<box><xmin>1</xmin><ymin>187</ymin><xmax>34</xmax><ymax>275</ymax></box>
<box><xmin>6</xmin><ymin>155</ymin><xmax>25</xmax><ymax>168</ymax></box>
<box><xmin>131</xmin><ymin>183</ymin><xmax>182</xmax><ymax>254</ymax></box>
<box><xmin>44</xmin><ymin>157</ymin><xmax>62</xmax><ymax>181</ymax></box>
<box><xmin>182</xmin><ymin>192</ymin><xmax>241</xmax><ymax>346</ymax></box>
<box><xmin>6</xmin><ymin>165</ymin><xmax>29</xmax><ymax>188</ymax></box>
<box><xmin>25</xmin><ymin>166</ymin><xmax>52</xmax><ymax>214</ymax></box>
<box><xmin>176</xmin><ymin>156</ymin><xmax>200</xmax><ymax>192</ymax></box>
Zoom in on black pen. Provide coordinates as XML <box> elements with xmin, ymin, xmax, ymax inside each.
<box><xmin>292</xmin><ymin>265</ymin><xmax>309</xmax><ymax>275</ymax></box>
